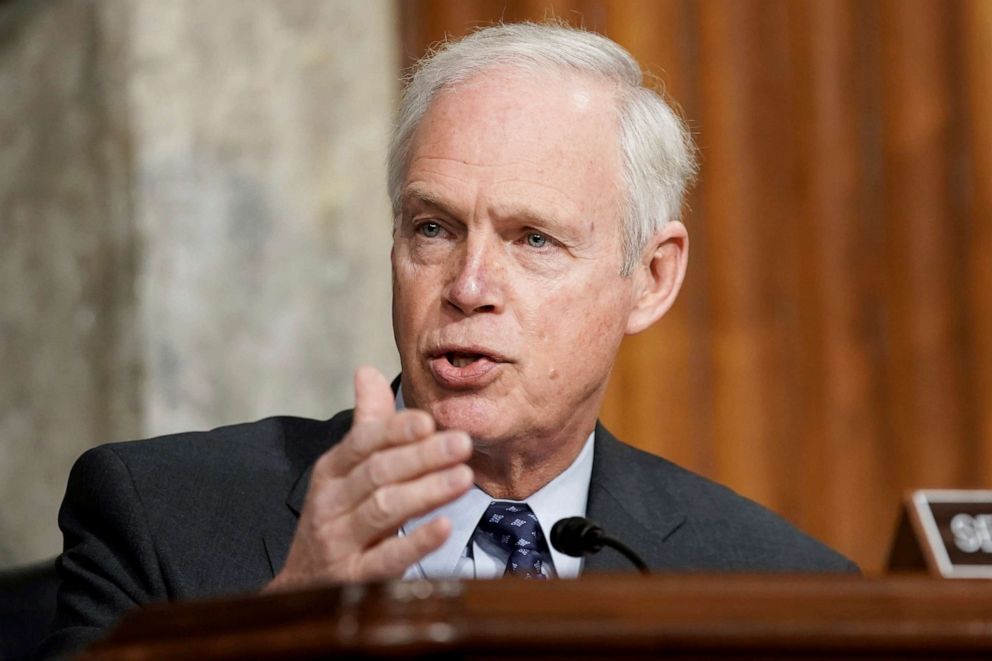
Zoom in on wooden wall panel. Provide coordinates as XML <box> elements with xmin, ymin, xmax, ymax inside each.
<box><xmin>398</xmin><ymin>0</ymin><xmax>990</xmax><ymax>573</ymax></box>
<box><xmin>879</xmin><ymin>0</ymin><xmax>969</xmax><ymax>488</ymax></box>
<box><xmin>963</xmin><ymin>0</ymin><xmax>992</xmax><ymax>481</ymax></box>
<box><xmin>783</xmin><ymin>0</ymin><xmax>891</xmax><ymax>564</ymax></box>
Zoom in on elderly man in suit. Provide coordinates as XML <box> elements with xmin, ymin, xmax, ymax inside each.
<box><xmin>43</xmin><ymin>21</ymin><xmax>854</xmax><ymax>658</ymax></box>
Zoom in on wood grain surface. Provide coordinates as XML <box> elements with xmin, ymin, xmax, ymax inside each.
<box><xmin>84</xmin><ymin>575</ymin><xmax>992</xmax><ymax>660</ymax></box>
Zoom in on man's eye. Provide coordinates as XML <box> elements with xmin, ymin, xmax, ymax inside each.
<box><xmin>526</xmin><ymin>232</ymin><xmax>548</xmax><ymax>248</ymax></box>
<box><xmin>418</xmin><ymin>221</ymin><xmax>442</xmax><ymax>238</ymax></box>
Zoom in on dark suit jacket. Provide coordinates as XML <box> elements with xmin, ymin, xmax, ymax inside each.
<box><xmin>40</xmin><ymin>409</ymin><xmax>855</xmax><ymax>657</ymax></box>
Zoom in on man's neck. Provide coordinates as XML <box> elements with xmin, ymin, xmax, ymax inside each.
<box><xmin>468</xmin><ymin>427</ymin><xmax>593</xmax><ymax>500</ymax></box>
<box><xmin>394</xmin><ymin>379</ymin><xmax>602</xmax><ymax>499</ymax></box>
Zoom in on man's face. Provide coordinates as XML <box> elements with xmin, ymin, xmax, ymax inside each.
<box><xmin>391</xmin><ymin>70</ymin><xmax>641</xmax><ymax>453</ymax></box>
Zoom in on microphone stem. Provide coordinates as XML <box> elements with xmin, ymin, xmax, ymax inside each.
<box><xmin>601</xmin><ymin>536</ymin><xmax>650</xmax><ymax>575</ymax></box>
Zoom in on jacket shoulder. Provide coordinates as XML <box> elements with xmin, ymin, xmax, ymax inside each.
<box><xmin>43</xmin><ymin>411</ymin><xmax>353</xmax><ymax>659</ymax></box>
<box><xmin>78</xmin><ymin>412</ymin><xmax>352</xmax><ymax>564</ymax></box>
<box><xmin>593</xmin><ymin>431</ymin><xmax>858</xmax><ymax>572</ymax></box>
<box><xmin>99</xmin><ymin>413</ymin><xmax>345</xmax><ymax>472</ymax></box>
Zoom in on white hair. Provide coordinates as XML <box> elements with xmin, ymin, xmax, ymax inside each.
<box><xmin>387</xmin><ymin>22</ymin><xmax>697</xmax><ymax>275</ymax></box>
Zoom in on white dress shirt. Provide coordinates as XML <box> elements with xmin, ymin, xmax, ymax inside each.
<box><xmin>395</xmin><ymin>388</ymin><xmax>594</xmax><ymax>579</ymax></box>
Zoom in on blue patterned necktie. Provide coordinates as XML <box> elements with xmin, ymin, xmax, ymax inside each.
<box><xmin>475</xmin><ymin>501</ymin><xmax>552</xmax><ymax>579</ymax></box>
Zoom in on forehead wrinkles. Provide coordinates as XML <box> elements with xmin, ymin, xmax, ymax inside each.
<box><xmin>403</xmin><ymin>70</ymin><xmax>626</xmax><ymax>239</ymax></box>
<box><xmin>414</xmin><ymin>68</ymin><xmax>623</xmax><ymax>162</ymax></box>
<box><xmin>439</xmin><ymin>64</ymin><xmax>619</xmax><ymax>114</ymax></box>
<box><xmin>402</xmin><ymin>174</ymin><xmax>581</xmax><ymax>235</ymax></box>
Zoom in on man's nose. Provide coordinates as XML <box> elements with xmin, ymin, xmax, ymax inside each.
<box><xmin>444</xmin><ymin>235</ymin><xmax>504</xmax><ymax>316</ymax></box>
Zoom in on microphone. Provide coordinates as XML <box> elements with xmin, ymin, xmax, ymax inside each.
<box><xmin>550</xmin><ymin>516</ymin><xmax>650</xmax><ymax>575</ymax></box>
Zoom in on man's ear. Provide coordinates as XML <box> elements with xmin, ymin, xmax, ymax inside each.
<box><xmin>625</xmin><ymin>221</ymin><xmax>688</xmax><ymax>335</ymax></box>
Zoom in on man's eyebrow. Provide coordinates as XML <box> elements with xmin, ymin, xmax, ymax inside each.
<box><xmin>490</xmin><ymin>203</ymin><xmax>571</xmax><ymax>233</ymax></box>
<box><xmin>402</xmin><ymin>185</ymin><xmax>575</xmax><ymax>235</ymax></box>
<box><xmin>400</xmin><ymin>185</ymin><xmax>458</xmax><ymax>217</ymax></box>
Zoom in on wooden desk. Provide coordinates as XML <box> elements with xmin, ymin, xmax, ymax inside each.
<box><xmin>84</xmin><ymin>574</ymin><xmax>992</xmax><ymax>660</ymax></box>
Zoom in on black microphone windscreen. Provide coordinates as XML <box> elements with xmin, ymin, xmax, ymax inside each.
<box><xmin>550</xmin><ymin>516</ymin><xmax>605</xmax><ymax>557</ymax></box>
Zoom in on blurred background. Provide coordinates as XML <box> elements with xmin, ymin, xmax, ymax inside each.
<box><xmin>1</xmin><ymin>0</ymin><xmax>989</xmax><ymax>575</ymax></box>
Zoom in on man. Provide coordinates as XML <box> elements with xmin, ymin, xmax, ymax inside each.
<box><xmin>42</xmin><ymin>22</ymin><xmax>854</xmax><ymax>658</ymax></box>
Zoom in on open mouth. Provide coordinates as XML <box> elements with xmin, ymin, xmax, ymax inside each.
<box><xmin>428</xmin><ymin>346</ymin><xmax>506</xmax><ymax>388</ymax></box>
<box><xmin>445</xmin><ymin>352</ymin><xmax>485</xmax><ymax>368</ymax></box>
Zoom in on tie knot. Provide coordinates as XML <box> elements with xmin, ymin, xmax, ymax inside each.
<box><xmin>476</xmin><ymin>501</ymin><xmax>550</xmax><ymax>578</ymax></box>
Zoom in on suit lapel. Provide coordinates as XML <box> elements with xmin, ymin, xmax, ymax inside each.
<box><xmin>285</xmin><ymin>464</ymin><xmax>314</xmax><ymax>518</ymax></box>
<box><xmin>264</xmin><ymin>378</ymin><xmax>405</xmax><ymax>576</ymax></box>
<box><xmin>261</xmin><ymin>409</ymin><xmax>355</xmax><ymax>577</ymax></box>
<box><xmin>583</xmin><ymin>424</ymin><xmax>687</xmax><ymax>573</ymax></box>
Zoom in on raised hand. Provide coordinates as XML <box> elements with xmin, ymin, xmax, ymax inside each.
<box><xmin>265</xmin><ymin>367</ymin><xmax>473</xmax><ymax>590</ymax></box>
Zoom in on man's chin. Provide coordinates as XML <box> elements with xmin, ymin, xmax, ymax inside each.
<box><xmin>402</xmin><ymin>373</ymin><xmax>519</xmax><ymax>438</ymax></box>
<box><xmin>425</xmin><ymin>397</ymin><xmax>506</xmax><ymax>440</ymax></box>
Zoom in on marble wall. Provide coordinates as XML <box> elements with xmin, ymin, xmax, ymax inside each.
<box><xmin>0</xmin><ymin>0</ymin><xmax>399</xmax><ymax>566</ymax></box>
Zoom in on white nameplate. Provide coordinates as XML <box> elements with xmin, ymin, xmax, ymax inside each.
<box><xmin>909</xmin><ymin>490</ymin><xmax>992</xmax><ymax>579</ymax></box>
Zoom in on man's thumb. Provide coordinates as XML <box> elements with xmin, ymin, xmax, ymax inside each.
<box><xmin>352</xmin><ymin>366</ymin><xmax>394</xmax><ymax>424</ymax></box>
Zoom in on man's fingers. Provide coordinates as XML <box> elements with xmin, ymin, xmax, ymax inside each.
<box><xmin>352</xmin><ymin>366</ymin><xmax>396</xmax><ymax>426</ymax></box>
<box><xmin>351</xmin><ymin>408</ymin><xmax>435</xmax><ymax>460</ymax></box>
<box><xmin>358</xmin><ymin>518</ymin><xmax>452</xmax><ymax>580</ymax></box>
<box><xmin>313</xmin><ymin>368</ymin><xmax>436</xmax><ymax>480</ymax></box>
<box><xmin>319</xmin><ymin>408</ymin><xmax>436</xmax><ymax>479</ymax></box>
<box><xmin>351</xmin><ymin>464</ymin><xmax>473</xmax><ymax>547</ymax></box>
<box><xmin>337</xmin><ymin>431</ymin><xmax>472</xmax><ymax>510</ymax></box>
<box><xmin>286</xmin><ymin>368</ymin><xmax>464</xmax><ymax>586</ymax></box>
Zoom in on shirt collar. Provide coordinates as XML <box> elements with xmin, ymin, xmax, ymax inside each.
<box><xmin>525</xmin><ymin>431</ymin><xmax>594</xmax><ymax>575</ymax></box>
